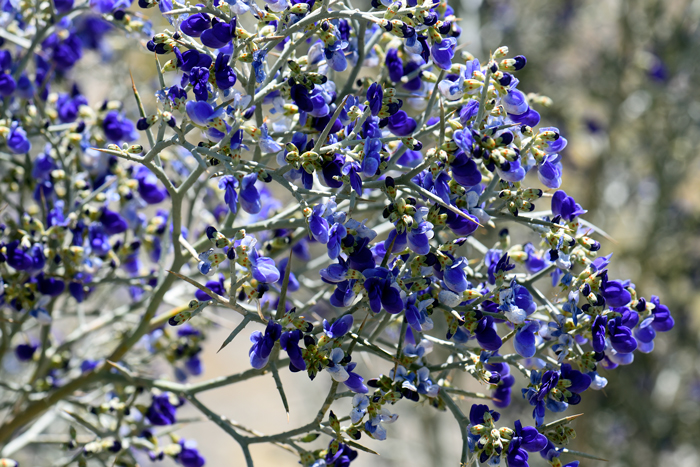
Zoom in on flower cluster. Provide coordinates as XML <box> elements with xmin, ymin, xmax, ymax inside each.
<box><xmin>0</xmin><ymin>0</ymin><xmax>674</xmax><ymax>464</ymax></box>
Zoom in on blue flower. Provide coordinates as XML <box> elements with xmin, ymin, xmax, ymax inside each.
<box><xmin>443</xmin><ymin>257</ymin><xmax>469</xmax><ymax>293</ymax></box>
<box><xmin>405</xmin><ymin>296</ymin><xmax>434</xmax><ymax>332</ymax></box>
<box><xmin>201</xmin><ymin>18</ymin><xmax>235</xmax><ymax>49</ymax></box>
<box><xmin>385</xmin><ymin>48</ymin><xmax>403</xmax><ymax>82</ymax></box>
<box><xmin>607</xmin><ymin>317</ymin><xmax>637</xmax><ymax>354</ymax></box>
<box><xmin>213</xmin><ymin>53</ymin><xmax>237</xmax><ymax>90</ymax></box>
<box><xmin>15</xmin><ymin>342</ymin><xmax>38</xmax><ymax>362</ymax></box>
<box><xmin>100</xmin><ymin>208</ymin><xmax>128</xmax><ymax>235</ymax></box>
<box><xmin>258</xmin><ymin>123</ymin><xmax>281</xmax><ymax>154</ymax></box>
<box><xmin>180</xmin><ymin>13</ymin><xmax>211</xmax><ymax>37</ymax></box>
<box><xmin>218</xmin><ymin>176</ymin><xmax>238</xmax><ymax>214</ymax></box>
<box><xmin>650</xmin><ymin>295</ymin><xmax>674</xmax><ymax>331</ymax></box>
<box><xmin>475</xmin><ymin>316</ymin><xmax>502</xmax><ymax>351</ymax></box>
<box><xmin>323</xmin><ymin>314</ymin><xmax>353</xmax><ymax>339</ymax></box>
<box><xmin>249</xmin><ymin>321</ymin><xmax>282</xmax><ymax>369</ymax></box>
<box><xmin>280</xmin><ymin>329</ymin><xmax>306</xmax><ymax>371</ymax></box>
<box><xmin>551</xmin><ymin>190</ymin><xmax>586</xmax><ymax>222</ymax></box>
<box><xmin>363</xmin><ymin>268</ymin><xmax>404</xmax><ymax>314</ymax></box>
<box><xmin>503</xmin><ymin>89</ymin><xmax>528</xmax><ymax>115</ymax></box>
<box><xmin>239</xmin><ymin>173</ymin><xmax>261</xmax><ymax>214</ymax></box>
<box><xmin>134</xmin><ymin>166</ymin><xmax>168</xmax><ymax>204</ymax></box>
<box><xmin>361</xmin><ymin>137</ymin><xmax>382</xmax><ymax>177</ymax></box>
<box><xmin>249</xmin><ymin>248</ymin><xmax>280</xmax><ymax>284</ymax></box>
<box><xmin>103</xmin><ymin>111</ymin><xmax>137</xmax><ymax>143</ymax></box>
<box><xmin>188</xmin><ymin>67</ymin><xmax>210</xmax><ymax>101</ymax></box>
<box><xmin>386</xmin><ymin>110</ymin><xmax>417</xmax><ymax>136</ymax></box>
<box><xmin>514</xmin><ymin>321</ymin><xmax>540</xmax><ymax>358</ymax></box>
<box><xmin>407</xmin><ymin>220</ymin><xmax>433</xmax><ymax>255</ymax></box>
<box><xmin>499</xmin><ymin>281</ymin><xmax>536</xmax><ymax>324</ymax></box>
<box><xmin>177</xmin><ymin>439</ymin><xmax>206</xmax><ymax>467</ymax></box>
<box><xmin>194</xmin><ymin>274</ymin><xmax>225</xmax><ymax>301</ymax></box>
<box><xmin>591</xmin><ymin>315</ymin><xmax>607</xmax><ymax>352</ymax></box>
<box><xmin>366</xmin><ymin>82</ymin><xmax>383</xmax><ymax>116</ymax></box>
<box><xmin>600</xmin><ymin>272</ymin><xmax>631</xmax><ymax>307</ymax></box>
<box><xmin>325</xmin><ymin>441</ymin><xmax>358</xmax><ymax>466</ymax></box>
<box><xmin>7</xmin><ymin>122</ymin><xmax>31</xmax><ymax>154</ymax></box>
<box><xmin>509</xmin><ymin>108</ymin><xmax>540</xmax><ymax>127</ymax></box>
<box><xmin>146</xmin><ymin>392</ymin><xmax>181</xmax><ymax>426</ymax></box>
<box><xmin>430</xmin><ymin>37</ymin><xmax>457</xmax><ymax>70</ymax></box>
<box><xmin>252</xmin><ymin>50</ymin><xmax>268</xmax><ymax>83</ymax></box>
<box><xmin>537</xmin><ymin>154</ymin><xmax>562</xmax><ymax>189</ymax></box>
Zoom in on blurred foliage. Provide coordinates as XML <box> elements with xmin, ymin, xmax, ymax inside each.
<box><xmin>460</xmin><ymin>0</ymin><xmax>700</xmax><ymax>465</ymax></box>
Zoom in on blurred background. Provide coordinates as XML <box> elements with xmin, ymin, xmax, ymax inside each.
<box><xmin>24</xmin><ymin>0</ymin><xmax>700</xmax><ymax>466</ymax></box>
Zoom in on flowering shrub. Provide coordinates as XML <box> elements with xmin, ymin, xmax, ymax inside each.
<box><xmin>0</xmin><ymin>0</ymin><xmax>675</xmax><ymax>465</ymax></box>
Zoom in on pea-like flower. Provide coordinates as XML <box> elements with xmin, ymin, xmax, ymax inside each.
<box><xmin>249</xmin><ymin>321</ymin><xmax>282</xmax><ymax>369</ymax></box>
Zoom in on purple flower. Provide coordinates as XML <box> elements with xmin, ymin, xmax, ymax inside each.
<box><xmin>195</xmin><ymin>274</ymin><xmax>225</xmax><ymax>301</ymax></box>
<box><xmin>180</xmin><ymin>13</ymin><xmax>211</xmax><ymax>37</ymax></box>
<box><xmin>607</xmin><ymin>317</ymin><xmax>637</xmax><ymax>354</ymax></box>
<box><xmin>218</xmin><ymin>176</ymin><xmax>238</xmax><ymax>214</ymax></box>
<box><xmin>650</xmin><ymin>295</ymin><xmax>674</xmax><ymax>331</ymax></box>
<box><xmin>469</xmin><ymin>403</ymin><xmax>500</xmax><ymax>425</ymax></box>
<box><xmin>213</xmin><ymin>53</ymin><xmax>237</xmax><ymax>90</ymax></box>
<box><xmin>103</xmin><ymin>111</ymin><xmax>137</xmax><ymax>143</ymax></box>
<box><xmin>443</xmin><ymin>257</ymin><xmax>469</xmax><ymax>293</ymax></box>
<box><xmin>100</xmin><ymin>208</ymin><xmax>128</xmax><ymax>235</ymax></box>
<box><xmin>509</xmin><ymin>107</ymin><xmax>540</xmax><ymax>127</ymax></box>
<box><xmin>385</xmin><ymin>48</ymin><xmax>403</xmax><ymax>82</ymax></box>
<box><xmin>366</xmin><ymin>82</ymin><xmax>383</xmax><ymax>116</ymax></box>
<box><xmin>363</xmin><ymin>268</ymin><xmax>404</xmax><ymax>314</ymax></box>
<box><xmin>249</xmin><ymin>248</ymin><xmax>280</xmax><ymax>284</ymax></box>
<box><xmin>15</xmin><ymin>343</ymin><xmax>38</xmax><ymax>361</ymax></box>
<box><xmin>177</xmin><ymin>440</ymin><xmax>206</xmax><ymax>467</ymax></box>
<box><xmin>551</xmin><ymin>190</ymin><xmax>586</xmax><ymax>222</ymax></box>
<box><xmin>323</xmin><ymin>315</ymin><xmax>354</xmax><ymax>339</ymax></box>
<box><xmin>591</xmin><ymin>315</ymin><xmax>607</xmax><ymax>352</ymax></box>
<box><xmin>503</xmin><ymin>89</ymin><xmax>528</xmax><ymax>115</ymax></box>
<box><xmin>430</xmin><ymin>37</ymin><xmax>457</xmax><ymax>70</ymax></box>
<box><xmin>280</xmin><ymin>329</ymin><xmax>306</xmax><ymax>371</ymax></box>
<box><xmin>134</xmin><ymin>166</ymin><xmax>168</xmax><ymax>204</ymax></box>
<box><xmin>514</xmin><ymin>321</ymin><xmax>540</xmax><ymax>358</ymax></box>
<box><xmin>201</xmin><ymin>18</ymin><xmax>235</xmax><ymax>49</ymax></box>
<box><xmin>475</xmin><ymin>316</ymin><xmax>502</xmax><ymax>351</ymax></box>
<box><xmin>146</xmin><ymin>393</ymin><xmax>180</xmax><ymax>426</ymax></box>
<box><xmin>7</xmin><ymin>122</ymin><xmax>31</xmax><ymax>154</ymax></box>
<box><xmin>325</xmin><ymin>442</ymin><xmax>358</xmax><ymax>466</ymax></box>
<box><xmin>407</xmin><ymin>220</ymin><xmax>433</xmax><ymax>255</ymax></box>
<box><xmin>361</xmin><ymin>137</ymin><xmax>382</xmax><ymax>177</ymax></box>
<box><xmin>600</xmin><ymin>273</ymin><xmax>631</xmax><ymax>307</ymax></box>
<box><xmin>249</xmin><ymin>321</ymin><xmax>282</xmax><ymax>369</ymax></box>
<box><xmin>188</xmin><ymin>67</ymin><xmax>210</xmax><ymax>101</ymax></box>
<box><xmin>386</xmin><ymin>110</ymin><xmax>417</xmax><ymax>136</ymax></box>
<box><xmin>239</xmin><ymin>173</ymin><xmax>261</xmax><ymax>214</ymax></box>
<box><xmin>343</xmin><ymin>362</ymin><xmax>368</xmax><ymax>393</ymax></box>
<box><xmin>538</xmin><ymin>154</ymin><xmax>562</xmax><ymax>189</ymax></box>
<box><xmin>37</xmin><ymin>273</ymin><xmax>65</xmax><ymax>296</ymax></box>
<box><xmin>0</xmin><ymin>73</ymin><xmax>17</xmax><ymax>97</ymax></box>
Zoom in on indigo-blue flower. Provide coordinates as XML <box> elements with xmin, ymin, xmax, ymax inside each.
<box><xmin>7</xmin><ymin>122</ymin><xmax>31</xmax><ymax>154</ymax></box>
<box><xmin>239</xmin><ymin>173</ymin><xmax>261</xmax><ymax>214</ymax></box>
<box><xmin>146</xmin><ymin>392</ymin><xmax>180</xmax><ymax>426</ymax></box>
<box><xmin>218</xmin><ymin>176</ymin><xmax>238</xmax><ymax>214</ymax></box>
<box><xmin>323</xmin><ymin>314</ymin><xmax>353</xmax><ymax>339</ymax></box>
<box><xmin>177</xmin><ymin>439</ymin><xmax>206</xmax><ymax>467</ymax></box>
<box><xmin>386</xmin><ymin>110</ymin><xmax>417</xmax><ymax>136</ymax></box>
<box><xmin>551</xmin><ymin>190</ymin><xmax>586</xmax><ymax>222</ymax></box>
<box><xmin>366</xmin><ymin>82</ymin><xmax>383</xmax><ymax>117</ymax></box>
<box><xmin>134</xmin><ymin>166</ymin><xmax>168</xmax><ymax>204</ymax></box>
<box><xmin>280</xmin><ymin>329</ymin><xmax>306</xmax><ymax>371</ymax></box>
<box><xmin>180</xmin><ymin>12</ymin><xmax>211</xmax><ymax>37</ymax></box>
<box><xmin>249</xmin><ymin>321</ymin><xmax>282</xmax><ymax>369</ymax></box>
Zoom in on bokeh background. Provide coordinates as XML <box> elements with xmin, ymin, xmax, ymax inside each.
<box><xmin>25</xmin><ymin>0</ymin><xmax>700</xmax><ymax>465</ymax></box>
